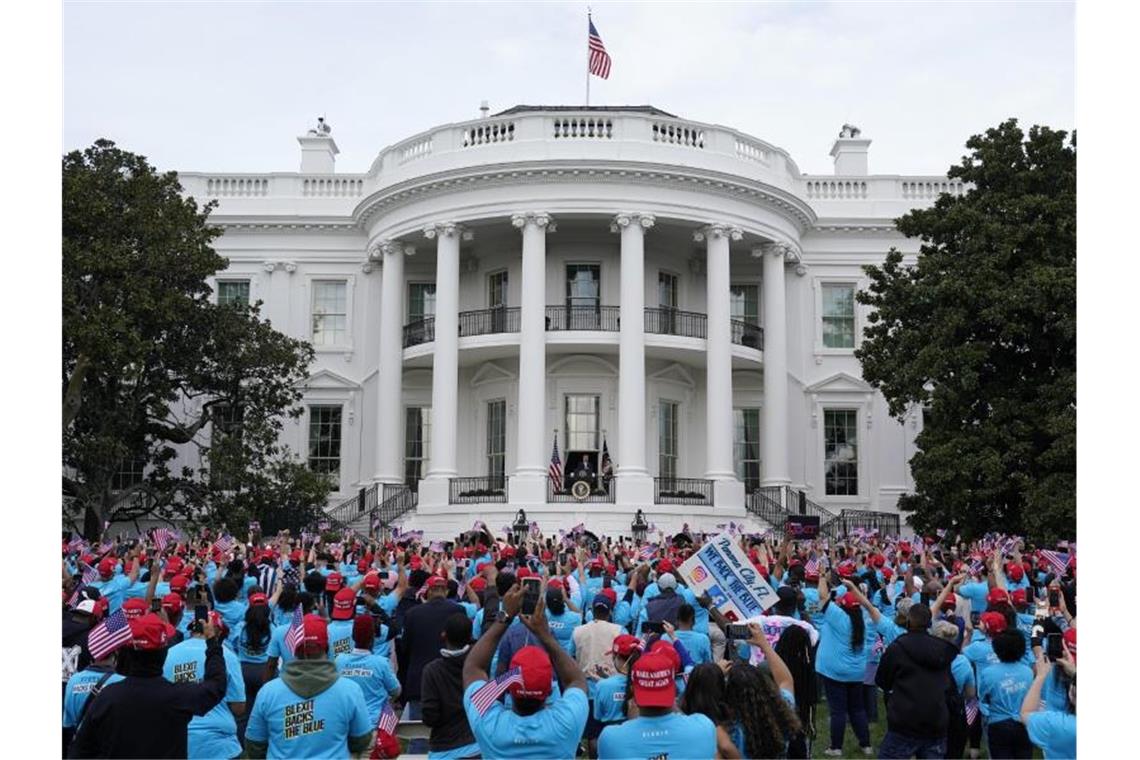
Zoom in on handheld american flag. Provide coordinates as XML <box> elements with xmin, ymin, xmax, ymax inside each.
<box><xmin>88</xmin><ymin>610</ymin><xmax>132</xmax><ymax>660</ymax></box>
<box><xmin>804</xmin><ymin>556</ymin><xmax>821</xmax><ymax>577</ymax></box>
<box><xmin>965</xmin><ymin>697</ymin><xmax>980</xmax><ymax>725</ymax></box>
<box><xmin>284</xmin><ymin>605</ymin><xmax>305</xmax><ymax>654</ymax></box>
<box><xmin>470</xmin><ymin>666</ymin><xmax>523</xmax><ymax>715</ymax></box>
<box><xmin>153</xmin><ymin>527</ymin><xmax>175</xmax><ymax>553</ymax></box>
<box><xmin>377</xmin><ymin>700</ymin><xmax>398</xmax><ymax>735</ymax></box>
<box><xmin>212</xmin><ymin>534</ymin><xmax>236</xmax><ymax>554</ymax></box>
<box><xmin>588</xmin><ymin>17</ymin><xmax>612</xmax><ymax>79</ymax></box>
<box><xmin>1039</xmin><ymin>550</ymin><xmax>1071</xmax><ymax>575</ymax></box>
<box><xmin>639</xmin><ymin>544</ymin><xmax>657</xmax><ymax>562</ymax></box>
<box><xmin>548</xmin><ymin>435</ymin><xmax>563</xmax><ymax>489</ymax></box>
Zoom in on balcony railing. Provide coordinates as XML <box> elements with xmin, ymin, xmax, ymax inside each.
<box><xmin>654</xmin><ymin>477</ymin><xmax>713</xmax><ymax>506</ymax></box>
<box><xmin>547</xmin><ymin>479</ymin><xmax>616</xmax><ymax>503</ymax></box>
<box><xmin>731</xmin><ymin>320</ymin><xmax>764</xmax><ymax>350</ymax></box>
<box><xmin>645</xmin><ymin>308</ymin><xmax>707</xmax><ymax>339</ymax></box>
<box><xmin>459</xmin><ymin>307</ymin><xmax>520</xmax><ymax>337</ymax></box>
<box><xmin>403</xmin><ymin>317</ymin><xmax>435</xmax><ymax>348</ymax></box>
<box><xmin>449</xmin><ymin>476</ymin><xmax>508</xmax><ymax>504</ymax></box>
<box><xmin>545</xmin><ymin>305</ymin><xmax>621</xmax><ymax>332</ymax></box>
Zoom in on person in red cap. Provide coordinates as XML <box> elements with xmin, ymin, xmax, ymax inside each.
<box><xmin>1020</xmin><ymin>638</ymin><xmax>1076</xmax><ymax>760</ymax></box>
<box><xmin>245</xmin><ymin>614</ymin><xmax>373</xmax><ymax>759</ymax></box>
<box><xmin>68</xmin><ymin>614</ymin><xmax>228</xmax><ymax>759</ymax></box>
<box><xmin>230</xmin><ymin>583</ymin><xmax>281</xmax><ymax>743</ymax></box>
<box><xmin>327</xmin><ymin>586</ymin><xmax>360</xmax><ymax>657</ymax></box>
<box><xmin>462</xmin><ymin>582</ymin><xmax>589</xmax><ymax>759</ymax></box>
<box><xmin>964</xmin><ymin>611</ymin><xmax>1009</xmax><ymax>679</ymax></box>
<box><xmin>87</xmin><ymin>553</ymin><xmax>141</xmax><ymax>614</ymax></box>
<box><xmin>814</xmin><ymin>573</ymin><xmax>875</xmax><ymax>756</ymax></box>
<box><xmin>596</xmin><ymin>647</ymin><xmax>716</xmax><ymax>759</ymax></box>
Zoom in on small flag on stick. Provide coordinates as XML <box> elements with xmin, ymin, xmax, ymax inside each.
<box><xmin>88</xmin><ymin>610</ymin><xmax>132</xmax><ymax>660</ymax></box>
<box><xmin>470</xmin><ymin>666</ymin><xmax>524</xmax><ymax>715</ymax></box>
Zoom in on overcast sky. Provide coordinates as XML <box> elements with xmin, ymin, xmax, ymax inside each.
<box><xmin>63</xmin><ymin>1</ymin><xmax>1074</xmax><ymax>176</ymax></box>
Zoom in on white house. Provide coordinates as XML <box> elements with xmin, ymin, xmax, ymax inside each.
<box><xmin>174</xmin><ymin>106</ymin><xmax>961</xmax><ymax>538</ymax></box>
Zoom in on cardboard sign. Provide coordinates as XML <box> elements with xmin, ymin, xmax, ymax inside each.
<box><xmin>677</xmin><ymin>533</ymin><xmax>778</xmax><ymax>621</ymax></box>
<box><xmin>785</xmin><ymin>515</ymin><xmax>820</xmax><ymax>539</ymax></box>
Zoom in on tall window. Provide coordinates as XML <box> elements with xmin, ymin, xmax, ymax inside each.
<box><xmin>111</xmin><ymin>455</ymin><xmax>147</xmax><ymax>491</ymax></box>
<box><xmin>658</xmin><ymin>400</ymin><xmax>679</xmax><ymax>480</ymax></box>
<box><xmin>658</xmin><ymin>272</ymin><xmax>678</xmax><ymax>309</ymax></box>
<box><xmin>210</xmin><ymin>403</ymin><xmax>244</xmax><ymax>489</ymax></box>
<box><xmin>404</xmin><ymin>407</ymin><xmax>432</xmax><ymax>488</ymax></box>
<box><xmin>217</xmin><ymin>280</ymin><xmax>250</xmax><ymax>307</ymax></box>
<box><xmin>822</xmin><ymin>284</ymin><xmax>856</xmax><ymax>348</ymax></box>
<box><xmin>733</xmin><ymin>408</ymin><xmax>761</xmax><ymax>491</ymax></box>
<box><xmin>311</xmin><ymin>281</ymin><xmax>347</xmax><ymax>346</ymax></box>
<box><xmin>566</xmin><ymin>264</ymin><xmax>600</xmax><ymax>308</ymax></box>
<box><xmin>565</xmin><ymin>395</ymin><xmax>600</xmax><ymax>451</ymax></box>
<box><xmin>824</xmin><ymin>409</ymin><xmax>858</xmax><ymax>495</ymax></box>
<box><xmin>488</xmin><ymin>271</ymin><xmax>508</xmax><ymax>308</ymax></box>
<box><xmin>486</xmin><ymin>399</ymin><xmax>506</xmax><ymax>484</ymax></box>
<box><xmin>730</xmin><ymin>284</ymin><xmax>760</xmax><ymax>324</ymax></box>
<box><xmin>408</xmin><ymin>284</ymin><xmax>436</xmax><ymax>322</ymax></box>
<box><xmin>307</xmin><ymin>406</ymin><xmax>342</xmax><ymax>479</ymax></box>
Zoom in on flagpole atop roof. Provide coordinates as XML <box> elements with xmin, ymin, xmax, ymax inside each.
<box><xmin>586</xmin><ymin>8</ymin><xmax>591</xmax><ymax>106</ymax></box>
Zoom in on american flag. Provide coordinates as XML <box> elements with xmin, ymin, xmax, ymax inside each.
<box><xmin>429</xmin><ymin>541</ymin><xmax>444</xmax><ymax>553</ymax></box>
<box><xmin>968</xmin><ymin>558</ymin><xmax>985</xmax><ymax>576</ymax></box>
<box><xmin>965</xmin><ymin>697</ymin><xmax>980</xmax><ymax>725</ymax></box>
<box><xmin>639</xmin><ymin>544</ymin><xmax>658</xmax><ymax>562</ymax></box>
<box><xmin>88</xmin><ymin>610</ymin><xmax>132</xmax><ymax>660</ymax></box>
<box><xmin>588</xmin><ymin>17</ymin><xmax>612</xmax><ymax>79</ymax></box>
<box><xmin>67</xmin><ymin>580</ymin><xmax>87</xmax><ymax>608</ymax></box>
<box><xmin>153</xmin><ymin>528</ymin><xmax>176</xmax><ymax>552</ymax></box>
<box><xmin>80</xmin><ymin>562</ymin><xmax>100</xmax><ymax>585</ymax></box>
<box><xmin>548</xmin><ymin>435</ymin><xmax>563</xmax><ymax>489</ymax></box>
<box><xmin>804</xmin><ymin>556</ymin><xmax>821</xmax><ymax>577</ymax></box>
<box><xmin>1038</xmin><ymin>550</ymin><xmax>1071</xmax><ymax>575</ymax></box>
<box><xmin>377</xmin><ymin>700</ymin><xmax>398</xmax><ymax>735</ymax></box>
<box><xmin>66</xmin><ymin>535</ymin><xmax>87</xmax><ymax>553</ymax></box>
<box><xmin>470</xmin><ymin>666</ymin><xmax>524</xmax><ymax>715</ymax></box>
<box><xmin>601</xmin><ymin>437</ymin><xmax>614</xmax><ymax>478</ymax></box>
<box><xmin>1001</xmin><ymin>537</ymin><xmax>1019</xmax><ymax>556</ymax></box>
<box><xmin>473</xmin><ymin>520</ymin><xmax>487</xmax><ymax>532</ymax></box>
<box><xmin>530</xmin><ymin>521</ymin><xmax>541</xmax><ymax>538</ymax></box>
<box><xmin>284</xmin><ymin>606</ymin><xmax>305</xmax><ymax>654</ymax></box>
<box><xmin>212</xmin><ymin>534</ymin><xmax>236</xmax><ymax>554</ymax></box>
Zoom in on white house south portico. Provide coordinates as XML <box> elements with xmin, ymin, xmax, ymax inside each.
<box><xmin>176</xmin><ymin>106</ymin><xmax>965</xmax><ymax>538</ymax></box>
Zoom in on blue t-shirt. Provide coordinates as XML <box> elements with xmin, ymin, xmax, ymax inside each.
<box><xmin>598</xmin><ymin>712</ymin><xmax>716</xmax><ymax>760</ymax></box>
<box><xmin>230</xmin><ymin>621</ymin><xmax>273</xmax><ymax>664</ymax></box>
<box><xmin>546</xmin><ymin>609</ymin><xmax>581</xmax><ymax>656</ymax></box>
<box><xmin>815</xmin><ymin>603</ymin><xmax>869</xmax><ymax>682</ymax></box>
<box><xmin>593</xmin><ymin>673</ymin><xmax>629</xmax><ymax>724</ymax></box>
<box><xmin>62</xmin><ymin>668</ymin><xmax>125</xmax><ymax>728</ymax></box>
<box><xmin>1026</xmin><ymin>709</ymin><xmax>1077</xmax><ymax>759</ymax></box>
<box><xmin>245</xmin><ymin>669</ymin><xmax>372</xmax><ymax>758</ymax></box>
<box><xmin>335</xmin><ymin>650</ymin><xmax>400</xmax><ymax>725</ymax></box>
<box><xmin>370</xmin><ymin>624</ymin><xmax>392</xmax><ymax>659</ymax></box>
<box><xmin>267</xmin><ymin>622</ymin><xmax>297</xmax><ymax>670</ymax></box>
<box><xmin>327</xmin><ymin>619</ymin><xmax>356</xmax><ymax>658</ymax></box>
<box><xmin>950</xmin><ymin>654</ymin><xmax>975</xmax><ymax>695</ymax></box>
<box><xmin>801</xmin><ymin>587</ymin><xmax>826</xmax><ymax>629</ymax></box>
<box><xmin>1042</xmin><ymin>672</ymin><xmax>1071</xmax><ymax>713</ymax></box>
<box><xmin>977</xmin><ymin>661</ymin><xmax>1034</xmax><ymax>724</ymax></box>
<box><xmin>964</xmin><ymin>639</ymin><xmax>1001</xmax><ymax>679</ymax></box>
<box><xmin>462</xmin><ymin>680</ymin><xmax>587</xmax><ymax>759</ymax></box>
<box><xmin>88</xmin><ymin>575</ymin><xmax>131</xmax><ymax>613</ymax></box>
<box><xmin>213</xmin><ymin>598</ymin><xmax>248</xmax><ymax>634</ymax></box>
<box><xmin>674</xmin><ymin>630</ymin><xmax>713</xmax><ymax>665</ymax></box>
<box><xmin>163</xmin><ymin>638</ymin><xmax>246</xmax><ymax>760</ymax></box>
<box><xmin>958</xmin><ymin>581</ymin><xmax>990</xmax><ymax>613</ymax></box>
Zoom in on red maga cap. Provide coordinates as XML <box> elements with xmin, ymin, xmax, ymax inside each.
<box><xmin>331</xmin><ymin>587</ymin><xmax>357</xmax><ymax>620</ymax></box>
<box><xmin>509</xmin><ymin>645</ymin><xmax>553</xmax><ymax>700</ymax></box>
<box><xmin>631</xmin><ymin>652</ymin><xmax>677</xmax><ymax>708</ymax></box>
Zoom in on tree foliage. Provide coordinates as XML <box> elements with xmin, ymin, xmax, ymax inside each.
<box><xmin>63</xmin><ymin>140</ymin><xmax>325</xmax><ymax>537</ymax></box>
<box><xmin>856</xmin><ymin>120</ymin><xmax>1075</xmax><ymax>542</ymax></box>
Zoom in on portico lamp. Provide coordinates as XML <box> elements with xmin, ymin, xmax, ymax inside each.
<box><xmin>632</xmin><ymin>509</ymin><xmax>648</xmax><ymax>544</ymax></box>
<box><xmin>512</xmin><ymin>509</ymin><xmax>529</xmax><ymax>546</ymax></box>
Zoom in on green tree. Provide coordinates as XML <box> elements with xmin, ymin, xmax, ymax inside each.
<box><xmin>856</xmin><ymin>120</ymin><xmax>1075</xmax><ymax>542</ymax></box>
<box><xmin>63</xmin><ymin>140</ymin><xmax>324</xmax><ymax>538</ymax></box>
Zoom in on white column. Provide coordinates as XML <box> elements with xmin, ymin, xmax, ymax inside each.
<box><xmin>510</xmin><ymin>211</ymin><xmax>554</xmax><ymax>505</ymax></box>
<box><xmin>696</xmin><ymin>224</ymin><xmax>742</xmax><ymax>491</ymax></box>
<box><xmin>612</xmin><ymin>212</ymin><xmax>655</xmax><ymax>505</ymax></box>
<box><xmin>760</xmin><ymin>242</ymin><xmax>791</xmax><ymax>486</ymax></box>
<box><xmin>424</xmin><ymin>223</ymin><xmax>467</xmax><ymax>482</ymax></box>
<box><xmin>373</xmin><ymin>240</ymin><xmax>409</xmax><ymax>484</ymax></box>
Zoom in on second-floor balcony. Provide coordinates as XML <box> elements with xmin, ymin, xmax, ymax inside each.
<box><xmin>403</xmin><ymin>306</ymin><xmax>764</xmax><ymax>350</ymax></box>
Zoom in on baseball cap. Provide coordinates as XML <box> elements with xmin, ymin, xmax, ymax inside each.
<box><xmin>248</xmin><ymin>591</ymin><xmax>268</xmax><ymax>607</ymax></box>
<box><xmin>74</xmin><ymin>598</ymin><xmax>105</xmax><ymax>619</ymax></box>
<box><xmin>837</xmin><ymin>591</ymin><xmax>862</xmax><ymax>610</ymax></box>
<box><xmin>357</xmin><ymin>559</ymin><xmax>370</xmax><ymax>574</ymax></box>
<box><xmin>169</xmin><ymin>574</ymin><xmax>189</xmax><ymax>592</ymax></box>
<box><xmin>362</xmin><ymin>573</ymin><xmax>381</xmax><ymax>593</ymax></box>
<box><xmin>122</xmin><ymin>598</ymin><xmax>148</xmax><ymax>620</ymax></box>
<box><xmin>630</xmin><ymin>652</ymin><xmax>676</xmax><ymax>708</ymax></box>
<box><xmin>501</xmin><ymin>546</ymin><xmax>516</xmax><ymax>558</ymax></box>
<box><xmin>836</xmin><ymin>561</ymin><xmax>856</xmax><ymax>578</ymax></box>
<box><xmin>589</xmin><ymin>558</ymin><xmax>604</xmax><ymax>570</ymax></box>
<box><xmin>509</xmin><ymin>645</ymin><xmax>554</xmax><ymax>700</ymax></box>
<box><xmin>940</xmin><ymin>593</ymin><xmax>958</xmax><ymax>611</ymax></box>
<box><xmin>97</xmin><ymin>557</ymin><xmax>117</xmax><ymax>579</ymax></box>
<box><xmin>1063</xmin><ymin>628</ymin><xmax>1077</xmax><ymax>661</ymax></box>
<box><xmin>980</xmin><ymin>611</ymin><xmax>1007</xmax><ymax>634</ymax></box>
<box><xmin>986</xmin><ymin>588</ymin><xmax>1010</xmax><ymax>606</ymax></box>
<box><xmin>1009</xmin><ymin>588</ymin><xmax>1028</xmax><ymax>607</ymax></box>
<box><xmin>469</xmin><ymin>577</ymin><xmax>487</xmax><ymax>593</ymax></box>
<box><xmin>656</xmin><ymin>559</ymin><xmax>675</xmax><ymax>574</ymax></box>
<box><xmin>657</xmin><ymin>573</ymin><xmax>677</xmax><ymax>591</ymax></box>
<box><xmin>608</xmin><ymin>634</ymin><xmax>644</xmax><ymax>658</ymax></box>
<box><xmin>163</xmin><ymin>556</ymin><xmax>184</xmax><ymax>578</ymax></box>
<box><xmin>300</xmin><ymin>614</ymin><xmax>329</xmax><ymax>651</ymax></box>
<box><xmin>129</xmin><ymin>613</ymin><xmax>172</xmax><ymax>650</ymax></box>
<box><xmin>648</xmin><ymin>639</ymin><xmax>683</xmax><ymax>674</ymax></box>
<box><xmin>331</xmin><ymin>587</ymin><xmax>357</xmax><ymax>620</ymax></box>
<box><xmin>881</xmin><ymin>567</ymin><xmax>894</xmax><ymax>580</ymax></box>
<box><xmin>516</xmin><ymin>567</ymin><xmax>534</xmax><ymax>580</ymax></box>
<box><xmin>161</xmin><ymin>593</ymin><xmax>184</xmax><ymax>614</ymax></box>
<box><xmin>326</xmin><ymin>572</ymin><xmax>344</xmax><ymax>592</ymax></box>
<box><xmin>426</xmin><ymin>575</ymin><xmax>448</xmax><ymax>590</ymax></box>
<box><xmin>547</xmin><ymin>578</ymin><xmax>564</xmax><ymax>590</ymax></box>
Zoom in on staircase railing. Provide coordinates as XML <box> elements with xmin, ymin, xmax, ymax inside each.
<box><xmin>745</xmin><ymin>487</ymin><xmax>787</xmax><ymax>532</ymax></box>
<box><xmin>374</xmin><ymin>484</ymin><xmax>417</xmax><ymax>532</ymax></box>
<box><xmin>324</xmin><ymin>485</ymin><xmax>375</xmax><ymax>530</ymax></box>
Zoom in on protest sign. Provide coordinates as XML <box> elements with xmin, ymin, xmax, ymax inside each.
<box><xmin>677</xmin><ymin>533</ymin><xmax>778</xmax><ymax>621</ymax></box>
<box><xmin>785</xmin><ymin>514</ymin><xmax>820</xmax><ymax>539</ymax></box>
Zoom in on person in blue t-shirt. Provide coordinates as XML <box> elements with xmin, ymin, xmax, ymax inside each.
<box><xmin>334</xmin><ymin>616</ymin><xmax>401</xmax><ymax>725</ymax></box>
<box><xmin>62</xmin><ymin>648</ymin><xmax>124</xmax><ymax>752</ymax></box>
<box><xmin>266</xmin><ymin>592</ymin><xmax>318</xmax><ymax>681</ymax></box>
<box><xmin>229</xmin><ymin>592</ymin><xmax>275</xmax><ymax>743</ymax></box>
<box><xmin>211</xmin><ymin>576</ymin><xmax>249</xmax><ymax>634</ymax></box>
<box><xmin>814</xmin><ymin>574</ymin><xmax>874</xmax><ymax>755</ymax></box>
<box><xmin>87</xmin><ymin>556</ymin><xmax>140</xmax><ymax>614</ymax></box>
<box><xmin>245</xmin><ymin>614</ymin><xmax>373</xmax><ymax>759</ymax></box>
<box><xmin>1020</xmin><ymin>647</ymin><xmax>1077</xmax><ymax>760</ymax></box>
<box><xmin>461</xmin><ymin>580</ymin><xmax>589</xmax><ymax>759</ymax></box>
<box><xmin>162</xmin><ymin>612</ymin><xmax>247</xmax><ymax>760</ymax></box>
<box><xmin>543</xmin><ymin>582</ymin><xmax>581</xmax><ymax>656</ymax></box>
<box><xmin>978</xmin><ymin>629</ymin><xmax>1035</xmax><ymax>759</ymax></box>
<box><xmin>597</xmin><ymin>648</ymin><xmax>716</xmax><ymax>760</ymax></box>
<box><xmin>674</xmin><ymin>604</ymin><xmax>713</xmax><ymax>665</ymax></box>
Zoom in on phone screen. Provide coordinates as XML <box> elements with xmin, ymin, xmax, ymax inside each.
<box><xmin>726</xmin><ymin>623</ymin><xmax>752</xmax><ymax>639</ymax></box>
<box><xmin>642</xmin><ymin>620</ymin><xmax>666</xmax><ymax>635</ymax></box>
<box><xmin>970</xmin><ymin>612</ymin><xmax>981</xmax><ymax>627</ymax></box>
<box><xmin>1045</xmin><ymin>633</ymin><xmax>1063</xmax><ymax>660</ymax></box>
<box><xmin>521</xmin><ymin>578</ymin><xmax>541</xmax><ymax>615</ymax></box>
<box><xmin>150</xmin><ymin>598</ymin><xmax>162</xmax><ymax>613</ymax></box>
<box><xmin>1048</xmin><ymin>590</ymin><xmax>1060</xmax><ymax>608</ymax></box>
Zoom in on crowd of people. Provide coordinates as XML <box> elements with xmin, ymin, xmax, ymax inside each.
<box><xmin>60</xmin><ymin>522</ymin><xmax>1077</xmax><ymax>759</ymax></box>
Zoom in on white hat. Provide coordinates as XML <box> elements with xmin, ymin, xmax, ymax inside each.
<box><xmin>658</xmin><ymin>573</ymin><xmax>677</xmax><ymax>591</ymax></box>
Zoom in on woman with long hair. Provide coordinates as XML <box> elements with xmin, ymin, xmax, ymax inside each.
<box><xmin>774</xmin><ymin>622</ymin><xmax>818</xmax><ymax>758</ymax></box>
<box><xmin>230</xmin><ymin>599</ymin><xmax>272</xmax><ymax>743</ymax></box>
<box><xmin>724</xmin><ymin>658</ymin><xmax>802</xmax><ymax>760</ymax></box>
<box><xmin>815</xmin><ymin>573</ymin><xmax>873</xmax><ymax>756</ymax></box>
<box><xmin>680</xmin><ymin>662</ymin><xmax>740</xmax><ymax>758</ymax></box>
